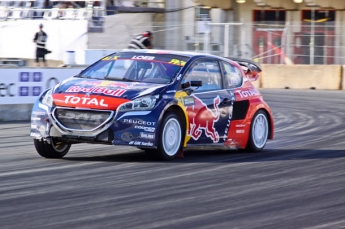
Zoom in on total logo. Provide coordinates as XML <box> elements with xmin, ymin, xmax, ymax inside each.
<box><xmin>64</xmin><ymin>95</ymin><xmax>108</xmax><ymax>107</ymax></box>
<box><xmin>237</xmin><ymin>89</ymin><xmax>259</xmax><ymax>98</ymax></box>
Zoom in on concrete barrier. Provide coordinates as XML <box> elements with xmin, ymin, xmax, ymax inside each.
<box><xmin>0</xmin><ymin>104</ymin><xmax>32</xmax><ymax>122</ymax></box>
<box><xmin>261</xmin><ymin>65</ymin><xmax>342</xmax><ymax>90</ymax></box>
<box><xmin>340</xmin><ymin>65</ymin><xmax>345</xmax><ymax>90</ymax></box>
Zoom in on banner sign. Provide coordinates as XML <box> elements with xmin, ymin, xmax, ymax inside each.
<box><xmin>0</xmin><ymin>68</ymin><xmax>84</xmax><ymax>104</ymax></box>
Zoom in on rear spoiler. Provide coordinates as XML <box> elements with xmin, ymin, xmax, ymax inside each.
<box><xmin>225</xmin><ymin>57</ymin><xmax>262</xmax><ymax>74</ymax></box>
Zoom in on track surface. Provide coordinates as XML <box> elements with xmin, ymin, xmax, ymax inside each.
<box><xmin>0</xmin><ymin>89</ymin><xmax>344</xmax><ymax>229</ymax></box>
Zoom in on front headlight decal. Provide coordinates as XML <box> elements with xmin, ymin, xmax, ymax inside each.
<box><xmin>118</xmin><ymin>95</ymin><xmax>159</xmax><ymax>112</ymax></box>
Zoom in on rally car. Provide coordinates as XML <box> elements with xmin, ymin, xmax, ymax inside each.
<box><xmin>30</xmin><ymin>50</ymin><xmax>274</xmax><ymax>160</ymax></box>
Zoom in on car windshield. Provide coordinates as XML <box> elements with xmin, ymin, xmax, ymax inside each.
<box><xmin>79</xmin><ymin>52</ymin><xmax>190</xmax><ymax>84</ymax></box>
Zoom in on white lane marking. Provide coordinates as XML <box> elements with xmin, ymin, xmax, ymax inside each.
<box><xmin>301</xmin><ymin>219</ymin><xmax>345</xmax><ymax>229</ymax></box>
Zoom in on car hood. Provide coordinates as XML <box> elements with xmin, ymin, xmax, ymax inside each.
<box><xmin>51</xmin><ymin>78</ymin><xmax>167</xmax><ymax>110</ymax></box>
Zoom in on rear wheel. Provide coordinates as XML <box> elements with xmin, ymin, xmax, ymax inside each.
<box><xmin>240</xmin><ymin>110</ymin><xmax>269</xmax><ymax>152</ymax></box>
<box><xmin>145</xmin><ymin>113</ymin><xmax>182</xmax><ymax>160</ymax></box>
<box><xmin>34</xmin><ymin>138</ymin><xmax>71</xmax><ymax>158</ymax></box>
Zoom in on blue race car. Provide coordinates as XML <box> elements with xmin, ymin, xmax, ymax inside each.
<box><xmin>30</xmin><ymin>50</ymin><xmax>274</xmax><ymax>160</ymax></box>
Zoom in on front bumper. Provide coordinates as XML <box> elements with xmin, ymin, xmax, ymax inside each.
<box><xmin>30</xmin><ymin>102</ymin><xmax>158</xmax><ymax>149</ymax></box>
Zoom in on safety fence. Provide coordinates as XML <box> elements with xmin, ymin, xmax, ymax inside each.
<box><xmin>97</xmin><ymin>20</ymin><xmax>345</xmax><ymax>65</ymax></box>
<box><xmin>2</xmin><ymin>11</ymin><xmax>345</xmax><ymax>65</ymax></box>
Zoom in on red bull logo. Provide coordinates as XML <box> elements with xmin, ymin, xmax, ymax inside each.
<box><xmin>66</xmin><ymin>86</ymin><xmax>126</xmax><ymax>97</ymax></box>
<box><xmin>186</xmin><ymin>95</ymin><xmax>221</xmax><ymax>143</ymax></box>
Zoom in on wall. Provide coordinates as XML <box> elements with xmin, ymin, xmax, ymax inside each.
<box><xmin>87</xmin><ymin>13</ymin><xmax>154</xmax><ymax>50</ymax></box>
<box><xmin>260</xmin><ymin>64</ymin><xmax>342</xmax><ymax>90</ymax></box>
<box><xmin>0</xmin><ymin>20</ymin><xmax>88</xmax><ymax>61</ymax></box>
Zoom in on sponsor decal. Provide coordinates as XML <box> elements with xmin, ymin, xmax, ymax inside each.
<box><xmin>31</xmin><ymin>124</ymin><xmax>37</xmax><ymax>129</ymax></box>
<box><xmin>223</xmin><ymin>105</ymin><xmax>233</xmax><ymax>140</ymax></box>
<box><xmin>176</xmin><ymin>74</ymin><xmax>182</xmax><ymax>80</ymax></box>
<box><xmin>102</xmin><ymin>56</ymin><xmax>119</xmax><ymax>61</ymax></box>
<box><xmin>30</xmin><ymin>132</ymin><xmax>41</xmax><ymax>137</ymax></box>
<box><xmin>166</xmin><ymin>90</ymin><xmax>176</xmax><ymax>93</ymax></box>
<box><xmin>123</xmin><ymin>119</ymin><xmax>156</xmax><ymax>126</ymax></box>
<box><xmin>66</xmin><ymin>86</ymin><xmax>126</xmax><ymax>97</ymax></box>
<box><xmin>140</xmin><ymin>132</ymin><xmax>155</xmax><ymax>139</ymax></box>
<box><xmin>134</xmin><ymin>126</ymin><xmax>155</xmax><ymax>132</ymax></box>
<box><xmin>129</xmin><ymin>141</ymin><xmax>154</xmax><ymax>146</ymax></box>
<box><xmin>168</xmin><ymin>59</ymin><xmax>186</xmax><ymax>66</ymax></box>
<box><xmin>121</xmin><ymin>132</ymin><xmax>133</xmax><ymax>142</ymax></box>
<box><xmin>186</xmin><ymin>95</ymin><xmax>221</xmax><ymax>143</ymax></box>
<box><xmin>132</xmin><ymin>56</ymin><xmax>155</xmax><ymax>60</ymax></box>
<box><xmin>183</xmin><ymin>96</ymin><xmax>195</xmax><ymax>106</ymax></box>
<box><xmin>236</xmin><ymin>124</ymin><xmax>246</xmax><ymax>128</ymax></box>
<box><xmin>237</xmin><ymin>89</ymin><xmax>259</xmax><ymax>98</ymax></box>
<box><xmin>236</xmin><ymin>130</ymin><xmax>245</xmax><ymax>134</ymax></box>
<box><xmin>63</xmin><ymin>95</ymin><xmax>109</xmax><ymax>107</ymax></box>
<box><xmin>32</xmin><ymin>111</ymin><xmax>47</xmax><ymax>116</ymax></box>
<box><xmin>79</xmin><ymin>81</ymin><xmax>131</xmax><ymax>89</ymax></box>
<box><xmin>31</xmin><ymin>117</ymin><xmax>41</xmax><ymax>121</ymax></box>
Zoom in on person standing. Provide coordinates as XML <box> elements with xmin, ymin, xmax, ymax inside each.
<box><xmin>128</xmin><ymin>31</ymin><xmax>153</xmax><ymax>49</ymax></box>
<box><xmin>33</xmin><ymin>24</ymin><xmax>48</xmax><ymax>67</ymax></box>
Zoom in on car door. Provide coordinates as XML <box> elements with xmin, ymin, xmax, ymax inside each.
<box><xmin>181</xmin><ymin>58</ymin><xmax>235</xmax><ymax>145</ymax></box>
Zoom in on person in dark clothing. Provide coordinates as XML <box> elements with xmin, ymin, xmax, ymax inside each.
<box><xmin>128</xmin><ymin>31</ymin><xmax>153</xmax><ymax>49</ymax></box>
<box><xmin>33</xmin><ymin>24</ymin><xmax>48</xmax><ymax>67</ymax></box>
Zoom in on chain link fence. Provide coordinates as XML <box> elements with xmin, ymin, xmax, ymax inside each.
<box><xmin>121</xmin><ymin>20</ymin><xmax>345</xmax><ymax>65</ymax></box>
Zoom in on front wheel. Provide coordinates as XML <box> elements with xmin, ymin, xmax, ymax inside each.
<box><xmin>34</xmin><ymin>138</ymin><xmax>71</xmax><ymax>158</ymax></box>
<box><xmin>145</xmin><ymin>113</ymin><xmax>182</xmax><ymax>160</ymax></box>
<box><xmin>241</xmin><ymin>110</ymin><xmax>269</xmax><ymax>152</ymax></box>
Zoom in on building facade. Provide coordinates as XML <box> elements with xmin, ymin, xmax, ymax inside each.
<box><xmin>167</xmin><ymin>0</ymin><xmax>345</xmax><ymax>64</ymax></box>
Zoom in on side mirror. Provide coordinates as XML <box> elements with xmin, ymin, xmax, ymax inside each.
<box><xmin>190</xmin><ymin>80</ymin><xmax>202</xmax><ymax>87</ymax></box>
<box><xmin>181</xmin><ymin>80</ymin><xmax>203</xmax><ymax>95</ymax></box>
<box><xmin>181</xmin><ymin>81</ymin><xmax>191</xmax><ymax>89</ymax></box>
<box><xmin>181</xmin><ymin>80</ymin><xmax>202</xmax><ymax>89</ymax></box>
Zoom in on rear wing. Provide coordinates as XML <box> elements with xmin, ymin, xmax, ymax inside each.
<box><xmin>226</xmin><ymin>57</ymin><xmax>261</xmax><ymax>81</ymax></box>
<box><xmin>225</xmin><ymin>57</ymin><xmax>261</xmax><ymax>73</ymax></box>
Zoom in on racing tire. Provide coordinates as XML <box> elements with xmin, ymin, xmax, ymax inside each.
<box><xmin>240</xmin><ymin>110</ymin><xmax>269</xmax><ymax>152</ymax></box>
<box><xmin>145</xmin><ymin>113</ymin><xmax>183</xmax><ymax>161</ymax></box>
<box><xmin>34</xmin><ymin>138</ymin><xmax>71</xmax><ymax>158</ymax></box>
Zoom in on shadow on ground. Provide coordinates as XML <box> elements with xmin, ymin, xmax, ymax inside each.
<box><xmin>62</xmin><ymin>149</ymin><xmax>345</xmax><ymax>163</ymax></box>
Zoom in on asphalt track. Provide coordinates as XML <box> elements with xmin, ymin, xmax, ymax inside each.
<box><xmin>0</xmin><ymin>89</ymin><xmax>344</xmax><ymax>229</ymax></box>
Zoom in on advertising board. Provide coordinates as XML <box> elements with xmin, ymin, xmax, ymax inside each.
<box><xmin>0</xmin><ymin>68</ymin><xmax>84</xmax><ymax>104</ymax></box>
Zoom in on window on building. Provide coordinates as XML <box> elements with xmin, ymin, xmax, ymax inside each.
<box><xmin>196</xmin><ymin>6</ymin><xmax>211</xmax><ymax>34</ymax></box>
<box><xmin>253</xmin><ymin>10</ymin><xmax>286</xmax><ymax>26</ymax></box>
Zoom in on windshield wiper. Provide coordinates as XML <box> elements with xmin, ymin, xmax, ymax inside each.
<box><xmin>105</xmin><ymin>77</ymin><xmax>137</xmax><ymax>82</ymax></box>
<box><xmin>121</xmin><ymin>78</ymin><xmax>137</xmax><ymax>82</ymax></box>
